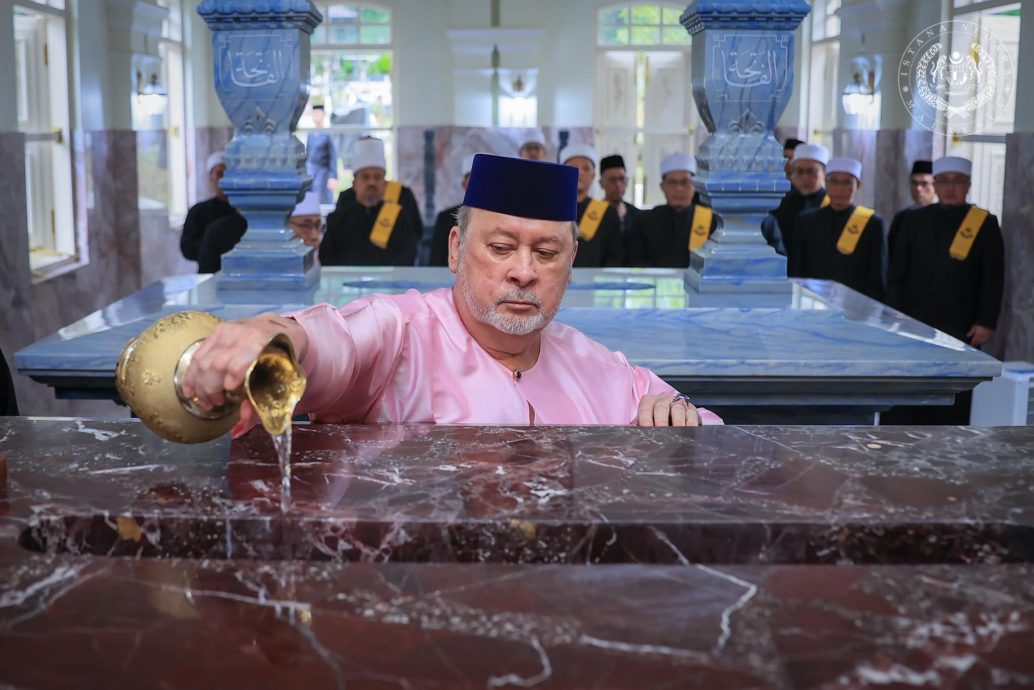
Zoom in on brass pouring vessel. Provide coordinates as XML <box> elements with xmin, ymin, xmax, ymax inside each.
<box><xmin>116</xmin><ymin>311</ymin><xmax>306</xmax><ymax>444</ymax></box>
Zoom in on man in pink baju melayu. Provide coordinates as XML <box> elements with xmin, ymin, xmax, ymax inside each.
<box><xmin>181</xmin><ymin>154</ymin><xmax>721</xmax><ymax>430</ymax></box>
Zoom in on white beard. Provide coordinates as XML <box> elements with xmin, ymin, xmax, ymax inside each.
<box><xmin>457</xmin><ymin>265</ymin><xmax>559</xmax><ymax>336</ymax></box>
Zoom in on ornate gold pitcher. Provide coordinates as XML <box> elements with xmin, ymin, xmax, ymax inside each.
<box><xmin>116</xmin><ymin>311</ymin><xmax>306</xmax><ymax>443</ymax></box>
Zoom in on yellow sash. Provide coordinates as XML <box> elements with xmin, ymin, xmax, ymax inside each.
<box><xmin>820</xmin><ymin>194</ymin><xmax>831</xmax><ymax>208</ymax></box>
<box><xmin>384</xmin><ymin>181</ymin><xmax>402</xmax><ymax>204</ymax></box>
<box><xmin>578</xmin><ymin>199</ymin><xmax>609</xmax><ymax>242</ymax></box>
<box><xmin>369</xmin><ymin>201</ymin><xmax>401</xmax><ymax>249</ymax></box>
<box><xmin>949</xmin><ymin>205</ymin><xmax>989</xmax><ymax>261</ymax></box>
<box><xmin>835</xmin><ymin>205</ymin><xmax>875</xmax><ymax>255</ymax></box>
<box><xmin>689</xmin><ymin>206</ymin><xmax>713</xmax><ymax>250</ymax></box>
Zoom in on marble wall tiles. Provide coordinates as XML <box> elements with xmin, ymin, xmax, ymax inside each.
<box><xmin>396</xmin><ymin>125</ymin><xmax>594</xmax><ymax>224</ymax></box>
<box><xmin>2</xmin><ymin>129</ymin><xmax>140</xmax><ymax>417</ymax></box>
<box><xmin>873</xmin><ymin>128</ymin><xmax>934</xmax><ymax>228</ymax></box>
<box><xmin>189</xmin><ymin>126</ymin><xmax>233</xmax><ymax>206</ymax></box>
<box><xmin>0</xmin><ymin>132</ymin><xmax>36</xmax><ymax>412</ymax></box>
<box><xmin>988</xmin><ymin>132</ymin><xmax>1034</xmax><ymax>362</ymax></box>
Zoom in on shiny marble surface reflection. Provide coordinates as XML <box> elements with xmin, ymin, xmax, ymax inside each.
<box><xmin>4</xmin><ymin>419</ymin><xmax>1032</xmax><ymax>565</ymax></box>
<box><xmin>3</xmin><ymin>418</ymin><xmax>1033</xmax><ymax>686</ymax></box>
<box><xmin>1</xmin><ymin>547</ymin><xmax>1031</xmax><ymax>689</ymax></box>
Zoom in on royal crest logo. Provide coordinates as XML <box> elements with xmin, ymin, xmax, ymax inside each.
<box><xmin>898</xmin><ymin>21</ymin><xmax>1014</xmax><ymax>135</ymax></box>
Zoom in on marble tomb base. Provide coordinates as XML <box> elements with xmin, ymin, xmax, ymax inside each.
<box><xmin>1</xmin><ymin>418</ymin><xmax>1033</xmax><ymax>687</ymax></box>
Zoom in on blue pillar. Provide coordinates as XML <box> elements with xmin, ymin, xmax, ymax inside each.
<box><xmin>681</xmin><ymin>0</ymin><xmax>810</xmax><ymax>298</ymax></box>
<box><xmin>197</xmin><ymin>1</ymin><xmax>323</xmax><ymax>300</ymax></box>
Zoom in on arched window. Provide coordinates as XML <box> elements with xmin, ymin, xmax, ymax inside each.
<box><xmin>596</xmin><ymin>4</ymin><xmax>693</xmax><ymax>208</ymax></box>
<box><xmin>304</xmin><ymin>3</ymin><xmax>395</xmax><ymax>195</ymax></box>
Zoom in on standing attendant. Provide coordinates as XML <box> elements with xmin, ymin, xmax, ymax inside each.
<box><xmin>320</xmin><ymin>138</ymin><xmax>420</xmax><ymax>266</ymax></box>
<box><xmin>762</xmin><ymin>143</ymin><xmax>830</xmax><ymax>257</ymax></box>
<box><xmin>887</xmin><ymin>160</ymin><xmax>937</xmax><ymax>258</ymax></box>
<box><xmin>790</xmin><ymin>157</ymin><xmax>886</xmax><ymax>301</ymax></box>
<box><xmin>598</xmin><ymin>154</ymin><xmax>641</xmax><ymax>235</ymax></box>
<box><xmin>429</xmin><ymin>155</ymin><xmax>475</xmax><ymax>266</ymax></box>
<box><xmin>180</xmin><ymin>151</ymin><xmax>237</xmax><ymax>263</ymax></box>
<box><xmin>305</xmin><ymin>105</ymin><xmax>338</xmax><ymax>205</ymax></box>
<box><xmin>625</xmin><ymin>153</ymin><xmax>719</xmax><ymax>268</ymax></box>
<box><xmin>560</xmin><ymin>143</ymin><xmax>624</xmax><ymax>267</ymax></box>
<box><xmin>885</xmin><ymin>156</ymin><xmax>1004</xmax><ymax>424</ymax></box>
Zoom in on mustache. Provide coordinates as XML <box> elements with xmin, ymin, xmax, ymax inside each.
<box><xmin>495</xmin><ymin>289</ymin><xmax>542</xmax><ymax>307</ymax></box>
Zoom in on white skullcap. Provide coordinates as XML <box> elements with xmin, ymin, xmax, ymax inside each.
<box><xmin>932</xmin><ymin>156</ymin><xmax>972</xmax><ymax>177</ymax></box>
<box><xmin>291</xmin><ymin>190</ymin><xmax>321</xmax><ymax>217</ymax></box>
<box><xmin>560</xmin><ymin>143</ymin><xmax>598</xmax><ymax>166</ymax></box>
<box><xmin>660</xmin><ymin>152</ymin><xmax>697</xmax><ymax>176</ymax></box>
<box><xmin>826</xmin><ymin>156</ymin><xmax>863</xmax><ymax>180</ymax></box>
<box><xmin>205</xmin><ymin>151</ymin><xmax>225</xmax><ymax>174</ymax></box>
<box><xmin>461</xmin><ymin>154</ymin><xmax>476</xmax><ymax>178</ymax></box>
<box><xmin>519</xmin><ymin>133</ymin><xmax>546</xmax><ymax>148</ymax></box>
<box><xmin>351</xmin><ymin>138</ymin><xmax>386</xmax><ymax>172</ymax></box>
<box><xmin>792</xmin><ymin>143</ymin><xmax>829</xmax><ymax>166</ymax></box>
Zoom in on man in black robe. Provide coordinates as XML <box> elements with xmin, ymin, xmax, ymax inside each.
<box><xmin>625</xmin><ymin>153</ymin><xmax>719</xmax><ymax>268</ymax></box>
<box><xmin>334</xmin><ymin>138</ymin><xmax>423</xmax><ymax>229</ymax></box>
<box><xmin>789</xmin><ymin>157</ymin><xmax>885</xmax><ymax>301</ymax></box>
<box><xmin>884</xmin><ymin>156</ymin><xmax>1004</xmax><ymax>424</ymax></box>
<box><xmin>429</xmin><ymin>155</ymin><xmax>474</xmax><ymax>266</ymax></box>
<box><xmin>197</xmin><ymin>191</ymin><xmax>324</xmax><ymax>273</ymax></box>
<box><xmin>180</xmin><ymin>151</ymin><xmax>237</xmax><ymax>263</ymax></box>
<box><xmin>761</xmin><ymin>143</ymin><xmax>830</xmax><ymax>257</ymax></box>
<box><xmin>598</xmin><ymin>154</ymin><xmax>641</xmax><ymax>235</ymax></box>
<box><xmin>560</xmin><ymin>143</ymin><xmax>624</xmax><ymax>267</ymax></box>
<box><xmin>320</xmin><ymin>138</ymin><xmax>419</xmax><ymax>266</ymax></box>
<box><xmin>887</xmin><ymin>159</ymin><xmax>936</xmax><ymax>258</ymax></box>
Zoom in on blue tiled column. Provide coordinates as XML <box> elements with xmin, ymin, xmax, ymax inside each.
<box><xmin>197</xmin><ymin>1</ymin><xmax>323</xmax><ymax>300</ymax></box>
<box><xmin>681</xmin><ymin>0</ymin><xmax>810</xmax><ymax>296</ymax></box>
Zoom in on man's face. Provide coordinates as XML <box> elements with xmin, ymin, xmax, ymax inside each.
<box><xmin>353</xmin><ymin>167</ymin><xmax>387</xmax><ymax>207</ymax></box>
<box><xmin>210</xmin><ymin>164</ymin><xmax>227</xmax><ymax>200</ymax></box>
<box><xmin>826</xmin><ymin>172</ymin><xmax>859</xmax><ymax>210</ymax></box>
<box><xmin>910</xmin><ymin>173</ymin><xmax>936</xmax><ymax>206</ymax></box>
<box><xmin>791</xmin><ymin>159</ymin><xmax>825</xmax><ymax>195</ymax></box>
<box><xmin>565</xmin><ymin>156</ymin><xmax>595</xmax><ymax>198</ymax></box>
<box><xmin>934</xmin><ymin>173</ymin><xmax>970</xmax><ymax>206</ymax></box>
<box><xmin>660</xmin><ymin>171</ymin><xmax>695</xmax><ymax>209</ymax></box>
<box><xmin>783</xmin><ymin>147</ymin><xmax>796</xmax><ymax>180</ymax></box>
<box><xmin>312</xmin><ymin>109</ymin><xmax>326</xmax><ymax>127</ymax></box>
<box><xmin>449</xmin><ymin>208</ymin><xmax>575</xmax><ymax>337</ymax></box>
<box><xmin>289</xmin><ymin>214</ymin><xmax>322</xmax><ymax>247</ymax></box>
<box><xmin>518</xmin><ymin>142</ymin><xmax>547</xmax><ymax>161</ymax></box>
<box><xmin>599</xmin><ymin>166</ymin><xmax>628</xmax><ymax>203</ymax></box>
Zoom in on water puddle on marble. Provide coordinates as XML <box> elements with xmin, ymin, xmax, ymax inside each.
<box><xmin>270</xmin><ymin>428</ymin><xmax>292</xmax><ymax>514</ymax></box>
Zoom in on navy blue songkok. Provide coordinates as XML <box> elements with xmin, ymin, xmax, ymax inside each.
<box><xmin>462</xmin><ymin>154</ymin><xmax>577</xmax><ymax>222</ymax></box>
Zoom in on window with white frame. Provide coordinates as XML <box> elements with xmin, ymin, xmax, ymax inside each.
<box><xmin>133</xmin><ymin>0</ymin><xmax>188</xmax><ymax>220</ymax></box>
<box><xmin>14</xmin><ymin>0</ymin><xmax>75</xmax><ymax>276</ymax></box>
<box><xmin>596</xmin><ymin>4</ymin><xmax>694</xmax><ymax>208</ymax></box>
<box><xmin>303</xmin><ymin>2</ymin><xmax>394</xmax><ymax>195</ymax></box>
<box><xmin>806</xmin><ymin>0</ymin><xmax>841</xmax><ymax>150</ymax></box>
